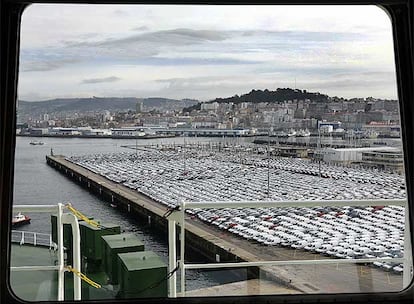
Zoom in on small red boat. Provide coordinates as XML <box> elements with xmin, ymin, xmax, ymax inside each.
<box><xmin>12</xmin><ymin>213</ymin><xmax>31</xmax><ymax>227</ymax></box>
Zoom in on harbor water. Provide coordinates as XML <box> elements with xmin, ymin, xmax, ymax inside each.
<box><xmin>12</xmin><ymin>136</ymin><xmax>252</xmax><ymax>291</ymax></box>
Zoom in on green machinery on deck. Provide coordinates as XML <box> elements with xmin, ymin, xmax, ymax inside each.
<box><xmin>102</xmin><ymin>233</ymin><xmax>145</xmax><ymax>284</ymax></box>
<box><xmin>51</xmin><ymin>215</ymin><xmax>167</xmax><ymax>299</ymax></box>
<box><xmin>79</xmin><ymin>221</ymin><xmax>121</xmax><ymax>263</ymax></box>
<box><xmin>117</xmin><ymin>251</ymin><xmax>168</xmax><ymax>298</ymax></box>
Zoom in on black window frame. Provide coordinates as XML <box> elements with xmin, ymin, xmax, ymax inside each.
<box><xmin>1</xmin><ymin>0</ymin><xmax>414</xmax><ymax>303</ymax></box>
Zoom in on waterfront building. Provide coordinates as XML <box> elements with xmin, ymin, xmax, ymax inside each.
<box><xmin>276</xmin><ymin>146</ymin><xmax>309</xmax><ymax>158</ymax></box>
<box><xmin>80</xmin><ymin>128</ymin><xmax>112</xmax><ymax>136</ymax></box>
<box><xmin>111</xmin><ymin>127</ymin><xmax>147</xmax><ymax>137</ymax></box>
<box><xmin>321</xmin><ymin>146</ymin><xmax>403</xmax><ymax>171</ymax></box>
<box><xmin>361</xmin><ymin>148</ymin><xmax>404</xmax><ymax>173</ymax></box>
<box><xmin>29</xmin><ymin>128</ymin><xmax>48</xmax><ymax>136</ymax></box>
<box><xmin>49</xmin><ymin>128</ymin><xmax>81</xmax><ymax>136</ymax></box>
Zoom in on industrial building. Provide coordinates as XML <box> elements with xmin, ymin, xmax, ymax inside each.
<box><xmin>320</xmin><ymin>146</ymin><xmax>403</xmax><ymax>172</ymax></box>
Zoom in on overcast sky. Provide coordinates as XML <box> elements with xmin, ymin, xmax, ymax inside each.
<box><xmin>18</xmin><ymin>4</ymin><xmax>397</xmax><ymax>101</ymax></box>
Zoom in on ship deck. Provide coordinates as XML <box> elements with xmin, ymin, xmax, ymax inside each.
<box><xmin>10</xmin><ymin>244</ymin><xmax>59</xmax><ymax>301</ymax></box>
<box><xmin>10</xmin><ymin>244</ymin><xmax>113</xmax><ymax>301</ymax></box>
<box><xmin>9</xmin><ymin>242</ymin><xmax>404</xmax><ymax>301</ymax></box>
<box><xmin>10</xmin><ymin>244</ymin><xmax>299</xmax><ymax>300</ymax></box>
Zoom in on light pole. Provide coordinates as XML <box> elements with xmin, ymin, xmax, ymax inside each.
<box><xmin>267</xmin><ymin>130</ymin><xmax>270</xmax><ymax>197</ymax></box>
<box><xmin>318</xmin><ymin>123</ymin><xmax>321</xmax><ymax>177</ymax></box>
<box><xmin>183</xmin><ymin>132</ymin><xmax>187</xmax><ymax>175</ymax></box>
<box><xmin>267</xmin><ymin>115</ymin><xmax>274</xmax><ymax>197</ymax></box>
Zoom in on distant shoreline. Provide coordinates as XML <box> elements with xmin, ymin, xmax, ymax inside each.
<box><xmin>16</xmin><ymin>133</ymin><xmax>177</xmax><ymax>140</ymax></box>
<box><xmin>17</xmin><ymin>133</ymin><xmax>262</xmax><ymax>139</ymax></box>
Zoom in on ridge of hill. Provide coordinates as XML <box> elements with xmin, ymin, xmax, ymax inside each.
<box><xmin>183</xmin><ymin>88</ymin><xmax>332</xmax><ymax>112</ymax></box>
<box><xmin>18</xmin><ymin>97</ymin><xmax>199</xmax><ymax>117</ymax></box>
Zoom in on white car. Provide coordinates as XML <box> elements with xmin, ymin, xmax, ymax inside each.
<box><xmin>393</xmin><ymin>265</ymin><xmax>404</xmax><ymax>274</ymax></box>
<box><xmin>316</xmin><ymin>244</ymin><xmax>333</xmax><ymax>254</ymax></box>
<box><xmin>353</xmin><ymin>247</ymin><xmax>371</xmax><ymax>258</ymax></box>
<box><xmin>291</xmin><ymin>240</ymin><xmax>308</xmax><ymax>249</ymax></box>
<box><xmin>326</xmin><ymin>246</ymin><xmax>344</xmax><ymax>257</ymax></box>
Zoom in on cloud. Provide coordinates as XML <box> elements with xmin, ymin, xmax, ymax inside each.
<box><xmin>57</xmin><ymin>28</ymin><xmax>367</xmax><ymax>70</ymax></box>
<box><xmin>66</xmin><ymin>28</ymin><xmax>230</xmax><ymax>48</ymax></box>
<box><xmin>21</xmin><ymin>58</ymin><xmax>80</xmax><ymax>72</ymax></box>
<box><xmin>81</xmin><ymin>76</ymin><xmax>121</xmax><ymax>84</ymax></box>
<box><xmin>117</xmin><ymin>57</ymin><xmax>261</xmax><ymax>66</ymax></box>
<box><xmin>51</xmin><ymin>28</ymin><xmax>237</xmax><ymax>67</ymax></box>
<box><xmin>65</xmin><ymin>29</ymin><xmax>361</xmax><ymax>51</ymax></box>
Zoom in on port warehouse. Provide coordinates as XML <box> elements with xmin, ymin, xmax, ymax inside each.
<box><xmin>45</xmin><ymin>155</ymin><xmax>261</xmax><ymax>280</ymax></box>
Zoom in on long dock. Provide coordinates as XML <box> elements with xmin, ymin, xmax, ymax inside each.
<box><xmin>46</xmin><ymin>155</ymin><xmax>403</xmax><ymax>294</ymax></box>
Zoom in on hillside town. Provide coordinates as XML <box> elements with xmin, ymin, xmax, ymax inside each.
<box><xmin>17</xmin><ymin>89</ymin><xmax>401</xmax><ymax>139</ymax></box>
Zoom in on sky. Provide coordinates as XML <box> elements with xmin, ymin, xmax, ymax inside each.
<box><xmin>18</xmin><ymin>4</ymin><xmax>398</xmax><ymax>101</ymax></box>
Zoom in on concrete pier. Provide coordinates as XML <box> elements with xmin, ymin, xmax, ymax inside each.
<box><xmin>46</xmin><ymin>155</ymin><xmax>403</xmax><ymax>295</ymax></box>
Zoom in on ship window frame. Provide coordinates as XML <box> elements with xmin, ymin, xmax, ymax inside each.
<box><xmin>1</xmin><ymin>1</ymin><xmax>414</xmax><ymax>304</ymax></box>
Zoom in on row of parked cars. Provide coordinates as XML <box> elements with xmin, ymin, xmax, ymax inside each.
<box><xmin>68</xmin><ymin>148</ymin><xmax>407</xmax><ymax>275</ymax></box>
<box><xmin>193</xmin><ymin>205</ymin><xmax>405</xmax><ymax>274</ymax></box>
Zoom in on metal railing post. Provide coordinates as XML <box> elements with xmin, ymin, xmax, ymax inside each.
<box><xmin>62</xmin><ymin>213</ymin><xmax>81</xmax><ymax>300</ymax></box>
<box><xmin>57</xmin><ymin>203</ymin><xmax>65</xmax><ymax>301</ymax></box>
<box><xmin>404</xmin><ymin>204</ymin><xmax>413</xmax><ymax>287</ymax></box>
<box><xmin>180</xmin><ymin>201</ymin><xmax>186</xmax><ymax>295</ymax></box>
<box><xmin>20</xmin><ymin>231</ymin><xmax>24</xmax><ymax>245</ymax></box>
<box><xmin>168</xmin><ymin>217</ymin><xmax>177</xmax><ymax>298</ymax></box>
